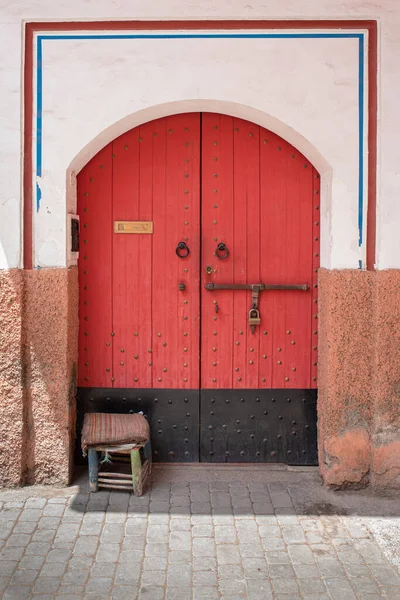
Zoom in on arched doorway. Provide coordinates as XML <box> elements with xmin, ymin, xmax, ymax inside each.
<box><xmin>76</xmin><ymin>113</ymin><xmax>320</xmax><ymax>464</ymax></box>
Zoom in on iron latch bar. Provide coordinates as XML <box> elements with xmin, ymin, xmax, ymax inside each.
<box><xmin>204</xmin><ymin>282</ymin><xmax>309</xmax><ymax>334</ymax></box>
<box><xmin>204</xmin><ymin>283</ymin><xmax>309</xmax><ymax>291</ymax></box>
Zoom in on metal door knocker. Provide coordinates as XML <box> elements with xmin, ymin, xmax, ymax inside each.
<box><xmin>176</xmin><ymin>241</ymin><xmax>190</xmax><ymax>258</ymax></box>
<box><xmin>215</xmin><ymin>242</ymin><xmax>229</xmax><ymax>260</ymax></box>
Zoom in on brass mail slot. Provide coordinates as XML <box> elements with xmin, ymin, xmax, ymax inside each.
<box><xmin>114</xmin><ymin>221</ymin><xmax>153</xmax><ymax>234</ymax></box>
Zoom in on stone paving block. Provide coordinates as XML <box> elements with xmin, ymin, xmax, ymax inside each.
<box><xmin>193</xmin><ymin>569</ymin><xmax>217</xmax><ymax>586</ymax></box>
<box><xmin>255</xmin><ymin>514</ymin><xmax>278</xmax><ymax>526</ymax></box>
<box><xmin>147</xmin><ymin>526</ymin><xmax>169</xmax><ymax>544</ymax></box>
<box><xmin>219</xmin><ymin>579</ymin><xmax>246</xmax><ymax>596</ymax></box>
<box><xmin>167</xmin><ymin>563</ymin><xmax>192</xmax><ymax>586</ymax></box>
<box><xmin>170</xmin><ymin>517</ymin><xmax>191</xmax><ymax>531</ymax></box>
<box><xmin>265</xmin><ymin>551</ymin><xmax>291</xmax><ymax>564</ymax></box>
<box><xmin>0</xmin><ymin>546</ymin><xmax>25</xmax><ymax>561</ymax></box>
<box><xmin>252</xmin><ymin>503</ymin><xmax>274</xmax><ymax>515</ymax></box>
<box><xmin>42</xmin><ymin>504</ymin><xmax>65</xmax><ymax>517</ymax></box>
<box><xmin>282</xmin><ymin>525</ymin><xmax>306</xmax><ymax>544</ymax></box>
<box><xmin>142</xmin><ymin>556</ymin><xmax>167</xmax><ymax>571</ymax></box>
<box><xmin>168</xmin><ymin>550</ymin><xmax>193</xmax><ymax>564</ymax></box>
<box><xmin>380</xmin><ymin>586</ymin><xmax>400</xmax><ymax>599</ymax></box>
<box><xmin>258</xmin><ymin>525</ymin><xmax>281</xmax><ymax>538</ymax></box>
<box><xmin>25</xmin><ymin>498</ymin><xmax>47</xmax><ymax>509</ymax></box>
<box><xmin>288</xmin><ymin>544</ymin><xmax>315</xmax><ymax>564</ymax></box>
<box><xmin>47</xmin><ymin>548</ymin><xmax>71</xmax><ymax>562</ymax></box>
<box><xmin>242</xmin><ymin>557</ymin><xmax>269</xmax><ymax>574</ymax></box>
<box><xmin>19</xmin><ymin>554</ymin><xmax>45</xmax><ymax>570</ymax></box>
<box><xmin>101</xmin><ymin>523</ymin><xmax>125</xmax><ymax>543</ymax></box>
<box><xmin>126</xmin><ymin>517</ymin><xmax>148</xmax><ymax>535</ymax></box>
<box><xmin>55</xmin><ymin>523</ymin><xmax>80</xmax><ymax>543</ymax></box>
<box><xmin>86</xmin><ymin>576</ymin><xmax>113</xmax><ymax>596</ymax></box>
<box><xmin>40</xmin><ymin>561</ymin><xmax>66</xmax><ymax>577</ymax></box>
<box><xmin>60</xmin><ymin>508</ymin><xmax>84</xmax><ymax>523</ymax></box>
<box><xmin>240</xmin><ymin>543</ymin><xmax>264</xmax><ymax>558</ymax></box>
<box><xmin>193</xmin><ymin>585</ymin><xmax>219</xmax><ymax>599</ymax></box>
<box><xmin>246</xmin><ymin>578</ymin><xmax>274</xmax><ymax>599</ymax></box>
<box><xmin>115</xmin><ymin>563</ymin><xmax>142</xmax><ymax>585</ymax></box>
<box><xmin>62</xmin><ymin>568</ymin><xmax>90</xmax><ymax>585</ymax></box>
<box><xmin>119</xmin><ymin>549</ymin><xmax>144</xmax><ymax>564</ymax></box>
<box><xmin>298</xmin><ymin>576</ymin><xmax>327</xmax><ymax>594</ymax></box>
<box><xmin>6</xmin><ymin>533</ymin><xmax>31</xmax><ymax>547</ymax></box>
<box><xmin>193</xmin><ymin>556</ymin><xmax>216</xmax><ymax>571</ymax></box>
<box><xmin>96</xmin><ymin>542</ymin><xmax>121</xmax><ymax>562</ymax></box>
<box><xmin>169</xmin><ymin>530</ymin><xmax>191</xmax><ymax>551</ymax></box>
<box><xmin>212</xmin><ymin>514</ymin><xmax>234</xmax><ymax>526</ymax></box>
<box><xmin>325</xmin><ymin>577</ymin><xmax>357</xmax><ymax>599</ymax></box>
<box><xmin>349</xmin><ymin>576</ymin><xmax>381</xmax><ymax>595</ymax></box>
<box><xmin>171</xmin><ymin>496</ymin><xmax>191</xmax><ymax>507</ymax></box>
<box><xmin>149</xmin><ymin>501</ymin><xmax>170</xmax><ymax>513</ymax></box>
<box><xmin>276</xmin><ymin>513</ymin><xmax>299</xmax><ymax>526</ymax></box>
<box><xmin>218</xmin><ymin>564</ymin><xmax>243</xmax><ymax>579</ymax></box>
<box><xmin>345</xmin><ymin>520</ymin><xmax>371</xmax><ymax>539</ymax></box>
<box><xmin>10</xmin><ymin>568</ymin><xmax>38</xmax><ymax>585</ymax></box>
<box><xmin>214</xmin><ymin>525</ymin><xmax>236</xmax><ymax>544</ymax></box>
<box><xmin>33</xmin><ymin>575</ymin><xmax>62</xmax><ymax>594</ymax></box>
<box><xmin>191</xmin><ymin>502</ymin><xmax>212</xmax><ymax>514</ymax></box>
<box><xmin>192</xmin><ymin>538</ymin><xmax>215</xmax><ymax>557</ymax></box>
<box><xmin>105</xmin><ymin>511</ymin><xmax>128</xmax><ymax>523</ymax></box>
<box><xmin>300</xmin><ymin>518</ymin><xmax>324</xmax><ymax>532</ymax></box>
<box><xmin>262</xmin><ymin>537</ymin><xmax>286</xmax><ymax>551</ymax></box>
<box><xmin>0</xmin><ymin>509</ymin><xmax>21</xmax><ymax>523</ymax></box>
<box><xmin>231</xmin><ymin>497</ymin><xmax>253</xmax><ymax>509</ymax></box>
<box><xmin>315</xmin><ymin>556</ymin><xmax>346</xmax><ymax>578</ymax></box>
<box><xmin>3</xmin><ymin>585</ymin><xmax>31</xmax><ymax>599</ymax></box>
<box><xmin>216</xmin><ymin>544</ymin><xmax>241</xmax><ymax>564</ymax></box>
<box><xmin>12</xmin><ymin>521</ymin><xmax>36</xmax><ymax>535</ymax></box>
<box><xmin>141</xmin><ymin>569</ymin><xmax>166</xmax><ymax>587</ymax></box>
<box><xmin>210</xmin><ymin>492</ymin><xmax>231</xmax><ymax>508</ymax></box>
<box><xmin>32</xmin><ymin>529</ymin><xmax>56</xmax><ymax>544</ymax></box>
<box><xmin>271</xmin><ymin>576</ymin><xmax>300</xmax><ymax>594</ymax></box>
<box><xmin>343</xmin><ymin>562</ymin><xmax>371</xmax><ymax>578</ymax></box>
<box><xmin>269</xmin><ymin>492</ymin><xmax>293</xmax><ymax>508</ymax></box>
<box><xmin>138</xmin><ymin>585</ymin><xmax>165</xmax><ymax>599</ymax></box>
<box><xmin>112</xmin><ymin>585</ymin><xmax>139</xmax><ymax>600</ymax></box>
<box><xmin>268</xmin><ymin>563</ymin><xmax>295</xmax><ymax>578</ymax></box>
<box><xmin>38</xmin><ymin>517</ymin><xmax>61</xmax><ymax>531</ymax></box>
<box><xmin>369</xmin><ymin>564</ymin><xmax>400</xmax><ymax>586</ymax></box>
<box><xmin>73</xmin><ymin>535</ymin><xmax>99</xmax><ymax>556</ymax></box>
<box><xmin>145</xmin><ymin>542</ymin><xmax>168</xmax><ymax>558</ymax></box>
<box><xmin>355</xmin><ymin>539</ymin><xmax>387</xmax><ymax>564</ymax></box>
<box><xmin>192</xmin><ymin>524</ymin><xmax>213</xmax><ymax>537</ymax></box>
<box><xmin>68</xmin><ymin>555</ymin><xmax>94</xmax><ymax>571</ymax></box>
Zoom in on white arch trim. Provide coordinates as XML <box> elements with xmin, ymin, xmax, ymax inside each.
<box><xmin>66</xmin><ymin>100</ymin><xmax>333</xmax><ymax>268</ymax></box>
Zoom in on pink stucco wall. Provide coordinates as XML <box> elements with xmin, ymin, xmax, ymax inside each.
<box><xmin>318</xmin><ymin>269</ymin><xmax>400</xmax><ymax>490</ymax></box>
<box><xmin>0</xmin><ymin>267</ymin><xmax>399</xmax><ymax>489</ymax></box>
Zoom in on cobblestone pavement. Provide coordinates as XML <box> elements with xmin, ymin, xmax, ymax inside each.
<box><xmin>0</xmin><ymin>466</ymin><xmax>400</xmax><ymax>600</ymax></box>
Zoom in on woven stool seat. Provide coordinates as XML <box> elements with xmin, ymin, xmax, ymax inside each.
<box><xmin>82</xmin><ymin>413</ymin><xmax>152</xmax><ymax>496</ymax></box>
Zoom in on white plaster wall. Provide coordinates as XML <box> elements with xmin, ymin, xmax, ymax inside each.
<box><xmin>0</xmin><ymin>0</ymin><xmax>398</xmax><ymax>270</ymax></box>
<box><xmin>36</xmin><ymin>33</ymin><xmax>360</xmax><ymax>269</ymax></box>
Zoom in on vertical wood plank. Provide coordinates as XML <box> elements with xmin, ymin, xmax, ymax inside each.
<box><xmin>111</xmin><ymin>128</ymin><xmax>144</xmax><ymax>388</ymax></box>
<box><xmin>201</xmin><ymin>113</ymin><xmax>234</xmax><ymax>389</ymax></box>
<box><xmin>77</xmin><ymin>145</ymin><xmax>113</xmax><ymax>387</ymax></box>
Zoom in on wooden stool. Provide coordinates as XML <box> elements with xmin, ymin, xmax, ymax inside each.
<box><xmin>88</xmin><ymin>440</ymin><xmax>152</xmax><ymax>496</ymax></box>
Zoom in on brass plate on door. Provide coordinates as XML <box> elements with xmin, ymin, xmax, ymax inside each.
<box><xmin>114</xmin><ymin>221</ymin><xmax>153</xmax><ymax>234</ymax></box>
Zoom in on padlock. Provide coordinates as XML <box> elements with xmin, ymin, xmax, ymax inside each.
<box><xmin>248</xmin><ymin>308</ymin><xmax>261</xmax><ymax>327</ymax></box>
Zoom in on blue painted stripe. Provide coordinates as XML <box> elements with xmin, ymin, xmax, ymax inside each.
<box><xmin>39</xmin><ymin>33</ymin><xmax>362</xmax><ymax>41</ymax></box>
<box><xmin>34</xmin><ymin>31</ymin><xmax>365</xmax><ymax>250</ymax></box>
<box><xmin>36</xmin><ymin>36</ymin><xmax>43</xmax><ymax>211</ymax></box>
<box><xmin>358</xmin><ymin>35</ymin><xmax>365</xmax><ymax>247</ymax></box>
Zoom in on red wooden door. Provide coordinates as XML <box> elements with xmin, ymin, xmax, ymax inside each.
<box><xmin>201</xmin><ymin>114</ymin><xmax>319</xmax><ymax>390</ymax></box>
<box><xmin>77</xmin><ymin>113</ymin><xmax>319</xmax><ymax>464</ymax></box>
<box><xmin>78</xmin><ymin>114</ymin><xmax>201</xmax><ymax>390</ymax></box>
